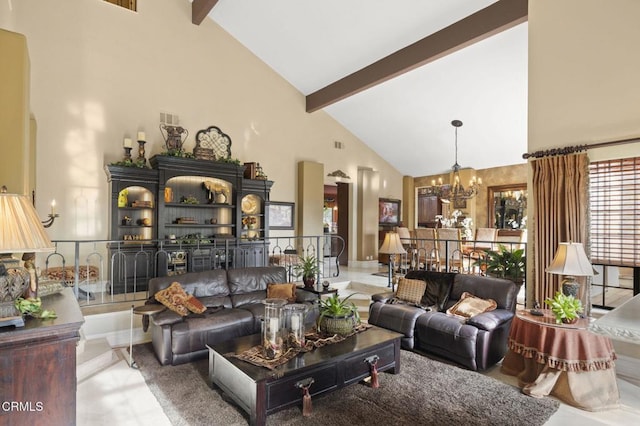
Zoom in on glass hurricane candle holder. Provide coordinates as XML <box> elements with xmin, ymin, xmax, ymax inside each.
<box><xmin>262</xmin><ymin>298</ymin><xmax>286</xmax><ymax>359</ymax></box>
<box><xmin>284</xmin><ymin>304</ymin><xmax>307</xmax><ymax>349</ymax></box>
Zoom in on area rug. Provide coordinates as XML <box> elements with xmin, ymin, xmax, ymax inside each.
<box><xmin>134</xmin><ymin>343</ymin><xmax>559</xmax><ymax>426</ymax></box>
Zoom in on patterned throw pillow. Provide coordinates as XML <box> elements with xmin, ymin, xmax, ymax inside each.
<box><xmin>184</xmin><ymin>295</ymin><xmax>206</xmax><ymax>314</ymax></box>
<box><xmin>155</xmin><ymin>282</ymin><xmax>206</xmax><ymax>316</ymax></box>
<box><xmin>267</xmin><ymin>283</ymin><xmax>297</xmax><ymax>303</ymax></box>
<box><xmin>395</xmin><ymin>278</ymin><xmax>427</xmax><ymax>305</ymax></box>
<box><xmin>446</xmin><ymin>291</ymin><xmax>497</xmax><ymax>319</ymax></box>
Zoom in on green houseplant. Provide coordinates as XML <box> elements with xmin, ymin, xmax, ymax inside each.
<box><xmin>545</xmin><ymin>291</ymin><xmax>583</xmax><ymax>324</ymax></box>
<box><xmin>481</xmin><ymin>244</ymin><xmax>526</xmax><ymax>284</ymax></box>
<box><xmin>317</xmin><ymin>293</ymin><xmax>361</xmax><ymax>336</ymax></box>
<box><xmin>293</xmin><ymin>255</ymin><xmax>320</xmax><ymax>288</ymax></box>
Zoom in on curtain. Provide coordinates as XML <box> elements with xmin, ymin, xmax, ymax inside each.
<box><xmin>531</xmin><ymin>154</ymin><xmax>589</xmax><ymax>309</ymax></box>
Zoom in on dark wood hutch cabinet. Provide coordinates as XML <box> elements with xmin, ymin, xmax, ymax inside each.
<box><xmin>105</xmin><ymin>156</ymin><xmax>273</xmax><ymax>292</ymax></box>
<box><xmin>417</xmin><ymin>187</ymin><xmax>443</xmax><ymax>228</ymax></box>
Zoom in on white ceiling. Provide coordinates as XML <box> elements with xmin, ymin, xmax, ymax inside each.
<box><xmin>209</xmin><ymin>0</ymin><xmax>528</xmax><ymax>177</ymax></box>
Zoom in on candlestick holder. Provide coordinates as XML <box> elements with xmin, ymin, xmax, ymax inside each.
<box><xmin>123</xmin><ymin>147</ymin><xmax>133</xmax><ymax>161</ymax></box>
<box><xmin>262</xmin><ymin>298</ymin><xmax>286</xmax><ymax>359</ymax></box>
<box><xmin>137</xmin><ymin>140</ymin><xmax>147</xmax><ymax>165</ymax></box>
<box><xmin>284</xmin><ymin>304</ymin><xmax>307</xmax><ymax>349</ymax></box>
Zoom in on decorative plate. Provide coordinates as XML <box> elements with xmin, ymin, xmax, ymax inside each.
<box><xmin>242</xmin><ymin>197</ymin><xmax>258</xmax><ymax>214</ymax></box>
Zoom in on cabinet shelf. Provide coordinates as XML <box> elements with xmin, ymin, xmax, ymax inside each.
<box><xmin>119</xmin><ymin>206</ymin><xmax>154</xmax><ymax>210</ymax></box>
<box><xmin>165</xmin><ymin>202</ymin><xmax>234</xmax><ymax>209</ymax></box>
<box><xmin>118</xmin><ymin>225</ymin><xmax>154</xmax><ymax>228</ymax></box>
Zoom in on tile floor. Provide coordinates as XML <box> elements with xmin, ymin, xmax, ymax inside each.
<box><xmin>77</xmin><ymin>263</ymin><xmax>640</xmax><ymax>425</ymax></box>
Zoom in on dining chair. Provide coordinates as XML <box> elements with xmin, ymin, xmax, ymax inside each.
<box><xmin>436</xmin><ymin>227</ymin><xmax>464</xmax><ymax>272</ymax></box>
<box><xmin>495</xmin><ymin>229</ymin><xmax>526</xmax><ymax>252</ymax></box>
<box><xmin>412</xmin><ymin>228</ymin><xmax>439</xmax><ymax>271</ymax></box>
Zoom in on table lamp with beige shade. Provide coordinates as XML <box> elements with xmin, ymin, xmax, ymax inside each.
<box><xmin>0</xmin><ymin>191</ymin><xmax>55</xmax><ymax>327</ymax></box>
<box><xmin>379</xmin><ymin>231</ymin><xmax>406</xmax><ymax>289</ymax></box>
<box><xmin>546</xmin><ymin>242</ymin><xmax>595</xmax><ymax>314</ymax></box>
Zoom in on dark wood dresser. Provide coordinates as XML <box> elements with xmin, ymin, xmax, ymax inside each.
<box><xmin>0</xmin><ymin>288</ymin><xmax>84</xmax><ymax>426</ymax></box>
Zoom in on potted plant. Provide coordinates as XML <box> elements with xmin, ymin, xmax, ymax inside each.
<box><xmin>480</xmin><ymin>244</ymin><xmax>526</xmax><ymax>285</ymax></box>
<box><xmin>317</xmin><ymin>293</ymin><xmax>361</xmax><ymax>336</ymax></box>
<box><xmin>293</xmin><ymin>255</ymin><xmax>320</xmax><ymax>288</ymax></box>
<box><xmin>545</xmin><ymin>291</ymin><xmax>583</xmax><ymax>324</ymax></box>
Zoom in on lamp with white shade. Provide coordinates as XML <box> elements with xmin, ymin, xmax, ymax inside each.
<box><xmin>0</xmin><ymin>192</ymin><xmax>55</xmax><ymax>327</ymax></box>
<box><xmin>546</xmin><ymin>241</ymin><xmax>595</xmax><ymax>299</ymax></box>
<box><xmin>379</xmin><ymin>232</ymin><xmax>406</xmax><ymax>289</ymax></box>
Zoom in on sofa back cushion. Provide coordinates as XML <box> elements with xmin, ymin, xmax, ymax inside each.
<box><xmin>404</xmin><ymin>270</ymin><xmax>455</xmax><ymax>311</ymax></box>
<box><xmin>149</xmin><ymin>269</ymin><xmax>230</xmax><ymax>299</ymax></box>
<box><xmin>448</xmin><ymin>274</ymin><xmax>518</xmax><ymax>311</ymax></box>
<box><xmin>227</xmin><ymin>266</ymin><xmax>287</xmax><ymax>294</ymax></box>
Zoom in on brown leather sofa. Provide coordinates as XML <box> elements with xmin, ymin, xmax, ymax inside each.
<box><xmin>368</xmin><ymin>270</ymin><xmax>519</xmax><ymax>371</ymax></box>
<box><xmin>147</xmin><ymin>266</ymin><xmax>318</xmax><ymax>365</ymax></box>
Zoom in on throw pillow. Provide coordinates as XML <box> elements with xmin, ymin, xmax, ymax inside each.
<box><xmin>184</xmin><ymin>295</ymin><xmax>206</xmax><ymax>314</ymax></box>
<box><xmin>155</xmin><ymin>282</ymin><xmax>190</xmax><ymax>316</ymax></box>
<box><xmin>267</xmin><ymin>283</ymin><xmax>297</xmax><ymax>303</ymax></box>
<box><xmin>446</xmin><ymin>291</ymin><xmax>497</xmax><ymax>319</ymax></box>
<box><xmin>395</xmin><ymin>278</ymin><xmax>427</xmax><ymax>305</ymax></box>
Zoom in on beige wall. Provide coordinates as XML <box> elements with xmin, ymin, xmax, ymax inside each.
<box><xmin>529</xmin><ymin>0</ymin><xmax>640</xmax><ymax>157</ymax></box>
<box><xmin>2</xmin><ymin>0</ymin><xmax>402</xmax><ymax>259</ymax></box>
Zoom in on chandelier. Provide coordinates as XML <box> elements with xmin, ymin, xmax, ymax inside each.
<box><xmin>433</xmin><ymin>120</ymin><xmax>481</xmax><ymax>202</ymax></box>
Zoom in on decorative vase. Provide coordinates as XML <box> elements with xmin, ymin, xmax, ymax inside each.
<box><xmin>303</xmin><ymin>276</ymin><xmax>315</xmax><ymax>289</ymax></box>
<box><xmin>318</xmin><ymin>313</ymin><xmax>358</xmax><ymax>336</ymax></box>
<box><xmin>562</xmin><ymin>317</ymin><xmax>578</xmax><ymax>324</ymax></box>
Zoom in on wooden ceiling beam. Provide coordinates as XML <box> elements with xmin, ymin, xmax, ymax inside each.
<box><xmin>192</xmin><ymin>0</ymin><xmax>220</xmax><ymax>25</ymax></box>
<box><xmin>306</xmin><ymin>0</ymin><xmax>528</xmax><ymax>112</ymax></box>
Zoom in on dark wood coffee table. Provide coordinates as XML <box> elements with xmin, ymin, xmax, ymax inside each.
<box><xmin>207</xmin><ymin>326</ymin><xmax>402</xmax><ymax>426</ymax></box>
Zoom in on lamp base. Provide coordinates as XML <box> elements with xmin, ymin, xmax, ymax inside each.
<box><xmin>561</xmin><ymin>276</ymin><xmax>580</xmax><ymax>298</ymax></box>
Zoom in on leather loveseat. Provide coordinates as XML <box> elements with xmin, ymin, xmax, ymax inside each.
<box><xmin>368</xmin><ymin>270</ymin><xmax>519</xmax><ymax>371</ymax></box>
<box><xmin>147</xmin><ymin>266</ymin><xmax>318</xmax><ymax>365</ymax></box>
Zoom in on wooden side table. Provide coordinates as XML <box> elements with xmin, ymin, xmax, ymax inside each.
<box><xmin>502</xmin><ymin>309</ymin><xmax>619</xmax><ymax>411</ymax></box>
<box><xmin>129</xmin><ymin>304</ymin><xmax>165</xmax><ymax>368</ymax></box>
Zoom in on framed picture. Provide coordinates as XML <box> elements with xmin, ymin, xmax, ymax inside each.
<box><xmin>378</xmin><ymin>198</ymin><xmax>401</xmax><ymax>227</ymax></box>
<box><xmin>268</xmin><ymin>201</ymin><xmax>295</xmax><ymax>230</ymax></box>
<box><xmin>453</xmin><ymin>198</ymin><xmax>467</xmax><ymax>209</ymax></box>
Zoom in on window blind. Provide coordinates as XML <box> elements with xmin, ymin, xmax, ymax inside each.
<box><xmin>589</xmin><ymin>157</ymin><xmax>640</xmax><ymax>266</ymax></box>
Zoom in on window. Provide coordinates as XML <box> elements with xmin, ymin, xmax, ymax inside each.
<box><xmin>589</xmin><ymin>157</ymin><xmax>640</xmax><ymax>266</ymax></box>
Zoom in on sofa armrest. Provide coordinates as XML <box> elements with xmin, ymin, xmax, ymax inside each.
<box><xmin>465</xmin><ymin>309</ymin><xmax>513</xmax><ymax>331</ymax></box>
<box><xmin>150</xmin><ymin>309</ymin><xmax>184</xmax><ymax>326</ymax></box>
<box><xmin>371</xmin><ymin>291</ymin><xmax>395</xmax><ymax>303</ymax></box>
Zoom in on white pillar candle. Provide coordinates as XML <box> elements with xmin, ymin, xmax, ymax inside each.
<box><xmin>123</xmin><ymin>138</ymin><xmax>133</xmax><ymax>148</ymax></box>
<box><xmin>50</xmin><ymin>199</ymin><xmax>56</xmax><ymax>215</ymax></box>
<box><xmin>291</xmin><ymin>315</ymin><xmax>300</xmax><ymax>331</ymax></box>
<box><xmin>269</xmin><ymin>317</ymin><xmax>279</xmax><ymax>332</ymax></box>
<box><xmin>137</xmin><ymin>131</ymin><xmax>146</xmax><ymax>141</ymax></box>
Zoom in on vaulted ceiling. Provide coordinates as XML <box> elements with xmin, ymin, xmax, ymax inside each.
<box><xmin>194</xmin><ymin>0</ymin><xmax>529</xmax><ymax>177</ymax></box>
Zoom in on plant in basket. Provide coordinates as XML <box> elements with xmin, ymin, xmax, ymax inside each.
<box><xmin>317</xmin><ymin>293</ymin><xmax>360</xmax><ymax>336</ymax></box>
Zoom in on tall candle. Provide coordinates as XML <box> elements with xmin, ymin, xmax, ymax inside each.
<box><xmin>291</xmin><ymin>315</ymin><xmax>300</xmax><ymax>331</ymax></box>
<box><xmin>50</xmin><ymin>199</ymin><xmax>56</xmax><ymax>215</ymax></box>
<box><xmin>137</xmin><ymin>131</ymin><xmax>146</xmax><ymax>141</ymax></box>
<box><xmin>269</xmin><ymin>317</ymin><xmax>279</xmax><ymax>332</ymax></box>
<box><xmin>123</xmin><ymin>138</ymin><xmax>133</xmax><ymax>148</ymax></box>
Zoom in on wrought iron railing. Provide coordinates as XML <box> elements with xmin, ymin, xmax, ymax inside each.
<box><xmin>42</xmin><ymin>235</ymin><xmax>346</xmax><ymax>307</ymax></box>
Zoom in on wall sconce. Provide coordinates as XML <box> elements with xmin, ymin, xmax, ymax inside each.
<box><xmin>1</xmin><ymin>186</ymin><xmax>59</xmax><ymax>228</ymax></box>
<box><xmin>42</xmin><ymin>199</ymin><xmax>59</xmax><ymax>228</ymax></box>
